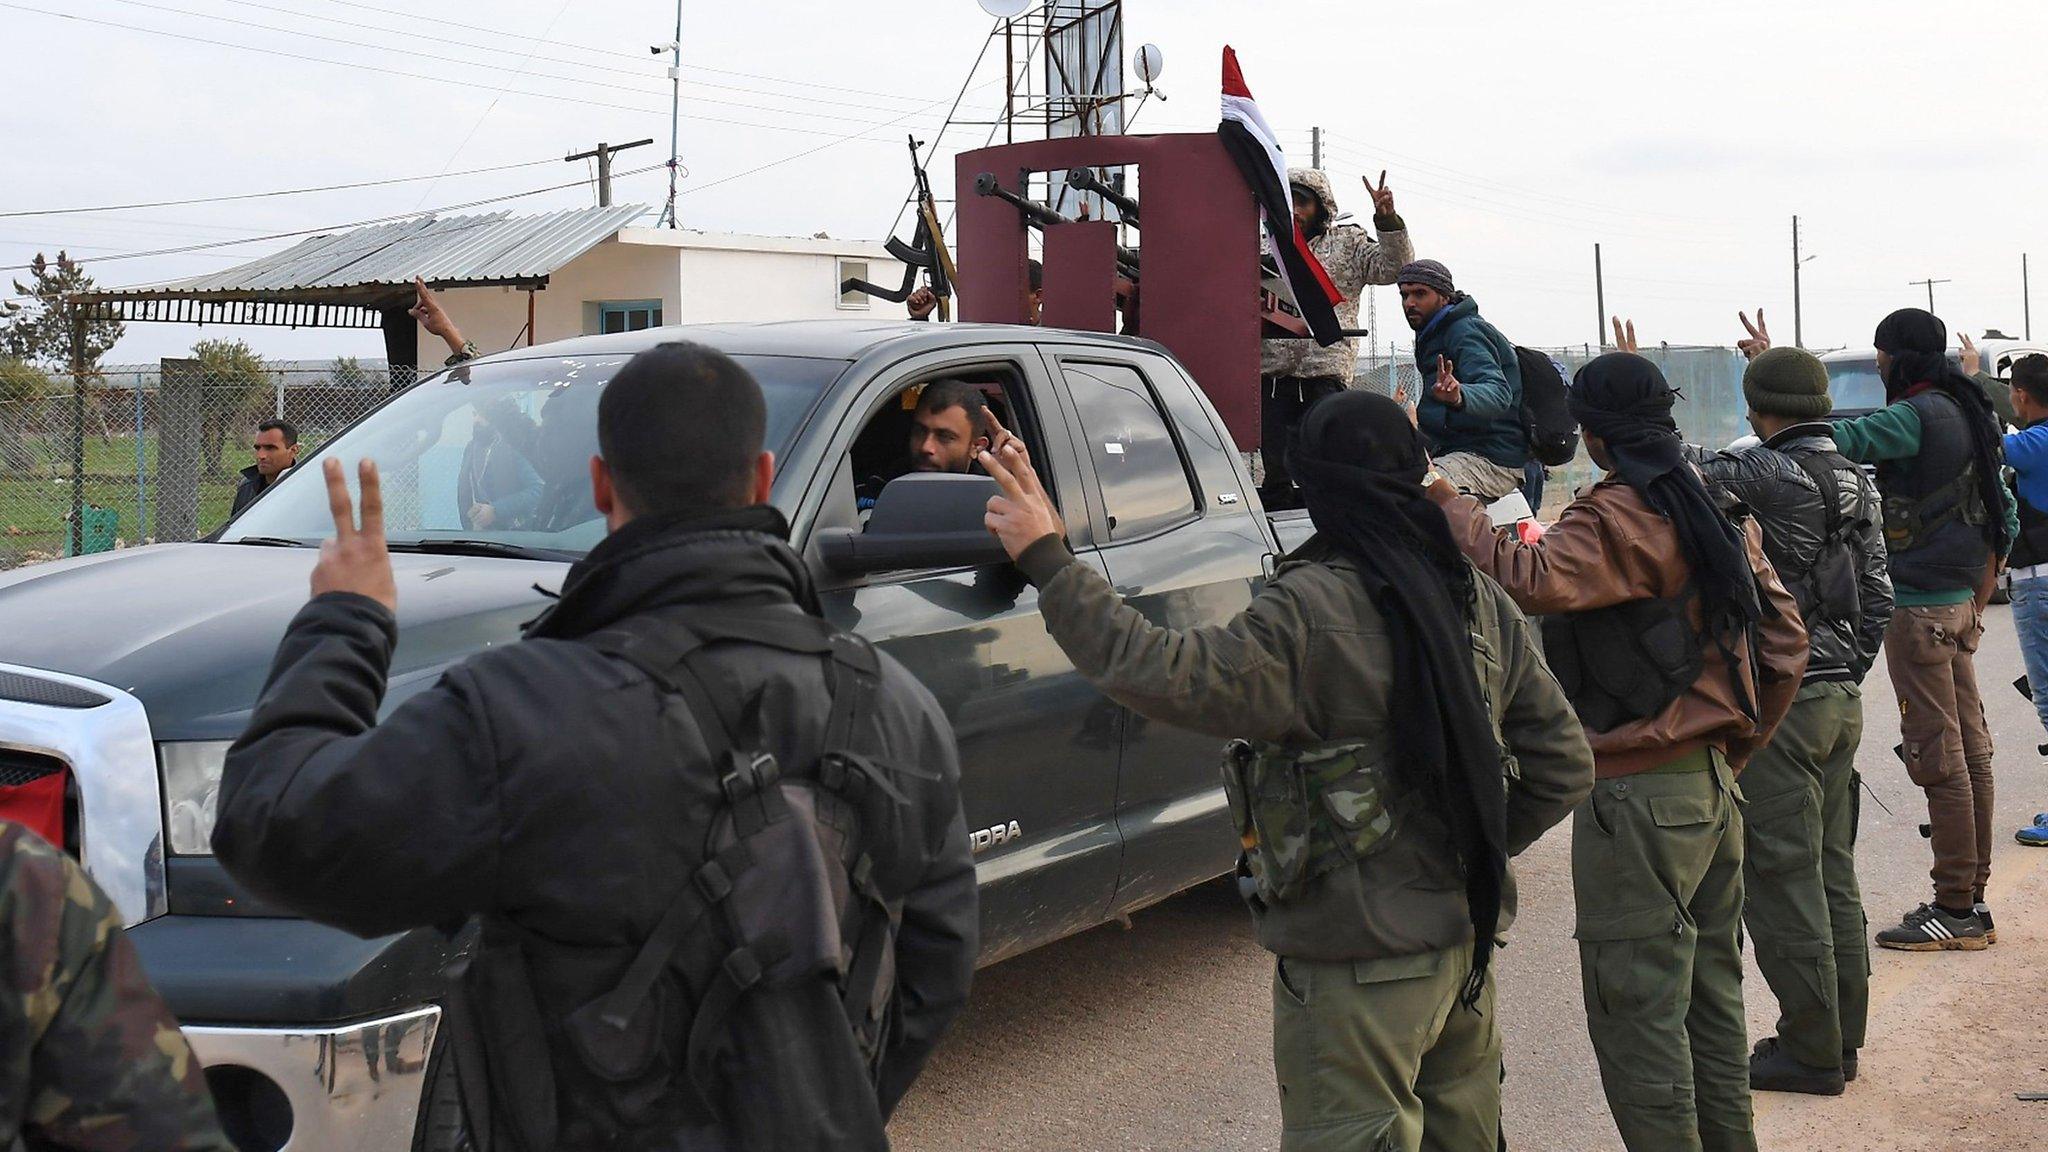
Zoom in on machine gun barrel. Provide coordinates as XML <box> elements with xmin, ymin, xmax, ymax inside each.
<box><xmin>973</xmin><ymin>172</ymin><xmax>1142</xmax><ymax>278</ymax></box>
<box><xmin>1064</xmin><ymin>167</ymin><xmax>1140</xmax><ymax>224</ymax></box>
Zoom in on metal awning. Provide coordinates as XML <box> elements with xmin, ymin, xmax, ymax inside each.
<box><xmin>72</xmin><ymin>204</ymin><xmax>649</xmax><ymax>328</ymax></box>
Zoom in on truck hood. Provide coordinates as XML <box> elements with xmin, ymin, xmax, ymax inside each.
<box><xmin>0</xmin><ymin>543</ymin><xmax>565</xmax><ymax>739</ymax></box>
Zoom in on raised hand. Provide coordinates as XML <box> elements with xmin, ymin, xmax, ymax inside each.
<box><xmin>1611</xmin><ymin>316</ymin><xmax>1639</xmax><ymax>354</ymax></box>
<box><xmin>981</xmin><ymin>406</ymin><xmax>1029</xmax><ymax>463</ymax></box>
<box><xmin>1363</xmin><ymin>170</ymin><xmax>1397</xmax><ymax>217</ymax></box>
<box><xmin>1736</xmin><ymin>309</ymin><xmax>1771</xmax><ymax>361</ymax></box>
<box><xmin>1430</xmin><ymin>355</ymin><xmax>1463</xmax><ymax>408</ymax></box>
<box><xmin>1960</xmin><ymin>331</ymin><xmax>1981</xmax><ymax>376</ymax></box>
<box><xmin>311</xmin><ymin>458</ymin><xmax>397</xmax><ymax>612</ymax></box>
<box><xmin>979</xmin><ymin>440</ymin><xmax>1065</xmax><ymax>561</ymax></box>
<box><xmin>906</xmin><ymin>286</ymin><xmax>938</xmax><ymax>320</ymax></box>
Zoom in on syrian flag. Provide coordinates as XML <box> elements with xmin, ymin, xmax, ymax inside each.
<box><xmin>1219</xmin><ymin>46</ymin><xmax>1344</xmax><ymax>347</ymax></box>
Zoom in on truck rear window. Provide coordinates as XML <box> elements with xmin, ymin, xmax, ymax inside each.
<box><xmin>220</xmin><ymin>352</ymin><xmax>841</xmax><ymax>557</ymax></box>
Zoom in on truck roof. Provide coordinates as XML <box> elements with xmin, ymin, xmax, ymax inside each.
<box><xmin>473</xmin><ymin>319</ymin><xmax>1167</xmax><ymax>365</ymax></box>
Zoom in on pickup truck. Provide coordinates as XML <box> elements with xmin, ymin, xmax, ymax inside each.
<box><xmin>0</xmin><ymin>320</ymin><xmax>1332</xmax><ymax>1151</ymax></box>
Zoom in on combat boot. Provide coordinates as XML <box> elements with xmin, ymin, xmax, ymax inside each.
<box><xmin>1749</xmin><ymin>1037</ymin><xmax>1845</xmax><ymax>1096</ymax></box>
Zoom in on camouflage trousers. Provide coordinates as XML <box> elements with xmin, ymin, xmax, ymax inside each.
<box><xmin>1740</xmin><ymin>682</ymin><xmax>1869</xmax><ymax>1070</ymax></box>
<box><xmin>1271</xmin><ymin>946</ymin><xmax>1499</xmax><ymax>1152</ymax></box>
<box><xmin>1573</xmin><ymin>748</ymin><xmax>1754</xmax><ymax>1152</ymax></box>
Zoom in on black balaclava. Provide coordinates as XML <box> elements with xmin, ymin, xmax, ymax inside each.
<box><xmin>1874</xmin><ymin>308</ymin><xmax>2010</xmax><ymax>556</ymax></box>
<box><xmin>1287</xmin><ymin>391</ymin><xmax>1505</xmax><ymax>1009</ymax></box>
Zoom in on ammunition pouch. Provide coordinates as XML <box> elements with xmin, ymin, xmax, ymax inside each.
<box><xmin>1884</xmin><ymin>463</ymin><xmax>1986</xmax><ymax>553</ymax></box>
<box><xmin>1221</xmin><ymin>739</ymin><xmax>1396</xmax><ymax>905</ymax></box>
<box><xmin>1541</xmin><ymin>588</ymin><xmax>1704</xmax><ymax>734</ymax></box>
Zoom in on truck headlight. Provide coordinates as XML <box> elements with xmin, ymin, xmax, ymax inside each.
<box><xmin>159</xmin><ymin>742</ymin><xmax>232</xmax><ymax>856</ymax></box>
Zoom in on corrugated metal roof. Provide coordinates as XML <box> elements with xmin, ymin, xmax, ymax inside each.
<box><xmin>82</xmin><ymin>204</ymin><xmax>649</xmax><ymax>303</ymax></box>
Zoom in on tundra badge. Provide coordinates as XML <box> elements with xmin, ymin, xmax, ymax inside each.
<box><xmin>969</xmin><ymin>820</ymin><xmax>1023</xmax><ymax>854</ymax></box>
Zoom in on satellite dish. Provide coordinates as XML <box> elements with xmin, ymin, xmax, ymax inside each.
<box><xmin>977</xmin><ymin>0</ymin><xmax>1032</xmax><ymax>18</ymax></box>
<box><xmin>1133</xmin><ymin>43</ymin><xmax>1164</xmax><ymax>84</ymax></box>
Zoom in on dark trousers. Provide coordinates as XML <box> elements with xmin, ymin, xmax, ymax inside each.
<box><xmin>1260</xmin><ymin>375</ymin><xmax>1345</xmax><ymax>510</ymax></box>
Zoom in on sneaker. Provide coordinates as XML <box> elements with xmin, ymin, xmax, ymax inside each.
<box><xmin>2021</xmin><ymin>824</ymin><xmax>2048</xmax><ymax>848</ymax></box>
<box><xmin>1975</xmin><ymin>902</ymin><xmax>1999</xmax><ymax>944</ymax></box>
<box><xmin>2035</xmin><ymin>812</ymin><xmax>2048</xmax><ymax>826</ymax></box>
<box><xmin>1842</xmin><ymin>1048</ymin><xmax>1859</xmax><ymax>1083</ymax></box>
<box><xmin>1749</xmin><ymin>1037</ymin><xmax>1845</xmax><ymax>1095</ymax></box>
<box><xmin>1876</xmin><ymin>903</ymin><xmax>1989</xmax><ymax>951</ymax></box>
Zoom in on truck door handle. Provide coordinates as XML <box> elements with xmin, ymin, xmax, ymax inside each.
<box><xmin>1261</xmin><ymin>552</ymin><xmax>1277</xmax><ymax>579</ymax></box>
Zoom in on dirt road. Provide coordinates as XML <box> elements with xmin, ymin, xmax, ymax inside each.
<box><xmin>890</xmin><ymin>603</ymin><xmax>2048</xmax><ymax>1151</ymax></box>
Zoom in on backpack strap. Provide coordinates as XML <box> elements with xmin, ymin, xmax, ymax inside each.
<box><xmin>1791</xmin><ymin>450</ymin><xmax>1847</xmax><ymax>545</ymax></box>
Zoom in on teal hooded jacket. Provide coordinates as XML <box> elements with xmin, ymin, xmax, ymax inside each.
<box><xmin>1412</xmin><ymin>295</ymin><xmax>1528</xmax><ymax>469</ymax></box>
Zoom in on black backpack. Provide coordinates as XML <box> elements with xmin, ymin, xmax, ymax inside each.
<box><xmin>1514</xmin><ymin>347</ymin><xmax>1579</xmax><ymax>467</ymax></box>
<box><xmin>1786</xmin><ymin>451</ymin><xmax>1864</xmax><ymax>625</ymax></box>
<box><xmin>444</xmin><ymin>610</ymin><xmax>910</xmax><ymax>1152</ymax></box>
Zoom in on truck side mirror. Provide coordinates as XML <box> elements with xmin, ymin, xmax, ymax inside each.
<box><xmin>817</xmin><ymin>472</ymin><xmax>1011</xmax><ymax>575</ymax></box>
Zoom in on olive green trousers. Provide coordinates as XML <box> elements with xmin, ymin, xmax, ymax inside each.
<box><xmin>1272</xmin><ymin>946</ymin><xmax>1499</xmax><ymax>1152</ymax></box>
<box><xmin>1573</xmin><ymin>749</ymin><xmax>1754</xmax><ymax>1152</ymax></box>
<box><xmin>1739</xmin><ymin>682</ymin><xmax>1870</xmax><ymax>1069</ymax></box>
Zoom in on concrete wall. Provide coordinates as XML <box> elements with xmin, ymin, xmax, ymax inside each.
<box><xmin>417</xmin><ymin>231</ymin><xmax>897</xmax><ymax>362</ymax></box>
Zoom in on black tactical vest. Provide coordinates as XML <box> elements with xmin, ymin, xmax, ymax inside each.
<box><xmin>2010</xmin><ymin>473</ymin><xmax>2048</xmax><ymax>571</ymax></box>
<box><xmin>1540</xmin><ymin>587</ymin><xmax>1705</xmax><ymax>734</ymax></box>
<box><xmin>1877</xmin><ymin>390</ymin><xmax>1991</xmax><ymax>593</ymax></box>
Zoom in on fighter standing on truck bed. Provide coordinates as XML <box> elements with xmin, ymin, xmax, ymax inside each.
<box><xmin>978</xmin><ymin>394</ymin><xmax>1594</xmax><ymax>1152</ymax></box>
<box><xmin>1257</xmin><ymin>169</ymin><xmax>1413</xmax><ymax>510</ymax></box>
<box><xmin>1427</xmin><ymin>352</ymin><xmax>1808</xmax><ymax>1152</ymax></box>
<box><xmin>211</xmin><ymin>342</ymin><xmax>978</xmax><ymax>1151</ymax></box>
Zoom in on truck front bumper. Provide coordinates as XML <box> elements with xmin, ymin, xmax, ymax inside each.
<box><xmin>183</xmin><ymin>1005</ymin><xmax>441</xmax><ymax>1151</ymax></box>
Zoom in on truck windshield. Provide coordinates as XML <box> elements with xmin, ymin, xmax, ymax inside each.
<box><xmin>1824</xmin><ymin>357</ymin><xmax>1887</xmax><ymax>412</ymax></box>
<box><xmin>220</xmin><ymin>352</ymin><xmax>842</xmax><ymax>556</ymax></box>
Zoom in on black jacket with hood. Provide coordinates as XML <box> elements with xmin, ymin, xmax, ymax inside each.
<box><xmin>1688</xmin><ymin>423</ymin><xmax>1893</xmax><ymax>682</ymax></box>
<box><xmin>213</xmin><ymin>508</ymin><xmax>977</xmax><ymax>1149</ymax></box>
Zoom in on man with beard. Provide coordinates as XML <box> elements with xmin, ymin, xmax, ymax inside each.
<box><xmin>1257</xmin><ymin>170</ymin><xmax>1413</xmax><ymax>509</ymax></box>
<box><xmin>1400</xmin><ymin>261</ymin><xmax>1530</xmax><ymax>502</ymax></box>
<box><xmin>978</xmin><ymin>394</ymin><xmax>1592</xmax><ymax>1152</ymax></box>
<box><xmin>1427</xmin><ymin>352</ymin><xmax>1808</xmax><ymax>1152</ymax></box>
<box><xmin>1827</xmin><ymin>308</ymin><xmax>2017</xmax><ymax>950</ymax></box>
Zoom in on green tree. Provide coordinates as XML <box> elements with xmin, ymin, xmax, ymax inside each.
<box><xmin>0</xmin><ymin>252</ymin><xmax>126</xmax><ymax>370</ymax></box>
<box><xmin>330</xmin><ymin>355</ymin><xmax>370</xmax><ymax>390</ymax></box>
<box><xmin>0</xmin><ymin>357</ymin><xmax>51</xmax><ymax>472</ymax></box>
<box><xmin>191</xmin><ymin>339</ymin><xmax>271</xmax><ymax>481</ymax></box>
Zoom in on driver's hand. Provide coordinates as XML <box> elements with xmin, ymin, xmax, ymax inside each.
<box><xmin>469</xmin><ymin>503</ymin><xmax>496</xmax><ymax>529</ymax></box>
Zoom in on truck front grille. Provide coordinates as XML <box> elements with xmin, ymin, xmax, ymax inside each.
<box><xmin>0</xmin><ymin>749</ymin><xmax>64</xmax><ymax>787</ymax></box>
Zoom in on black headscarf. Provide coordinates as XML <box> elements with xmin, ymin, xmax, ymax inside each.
<box><xmin>1874</xmin><ymin>308</ymin><xmax>2011</xmax><ymax>556</ymax></box>
<box><xmin>1570</xmin><ymin>354</ymin><xmax>1763</xmax><ymax>694</ymax></box>
<box><xmin>1286</xmin><ymin>391</ymin><xmax>1505</xmax><ymax>1008</ymax></box>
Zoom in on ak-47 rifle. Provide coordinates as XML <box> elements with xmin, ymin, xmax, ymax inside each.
<box><xmin>841</xmin><ymin>135</ymin><xmax>959</xmax><ymax>318</ymax></box>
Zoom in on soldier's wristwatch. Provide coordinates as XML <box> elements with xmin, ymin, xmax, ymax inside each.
<box><xmin>444</xmin><ymin>340</ymin><xmax>480</xmax><ymax>367</ymax></box>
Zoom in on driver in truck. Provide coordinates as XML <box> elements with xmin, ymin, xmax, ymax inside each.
<box><xmin>858</xmin><ymin>379</ymin><xmax>993</xmax><ymax>509</ymax></box>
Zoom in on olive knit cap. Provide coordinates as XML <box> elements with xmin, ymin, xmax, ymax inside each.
<box><xmin>1742</xmin><ymin>346</ymin><xmax>1833</xmax><ymax>419</ymax></box>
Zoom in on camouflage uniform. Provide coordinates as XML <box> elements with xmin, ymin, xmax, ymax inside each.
<box><xmin>0</xmin><ymin>822</ymin><xmax>229</xmax><ymax>1151</ymax></box>
<box><xmin>1258</xmin><ymin>167</ymin><xmax>1413</xmax><ymax>385</ymax></box>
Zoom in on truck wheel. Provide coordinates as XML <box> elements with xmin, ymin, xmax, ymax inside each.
<box><xmin>413</xmin><ymin>1031</ymin><xmax>474</xmax><ymax>1152</ymax></box>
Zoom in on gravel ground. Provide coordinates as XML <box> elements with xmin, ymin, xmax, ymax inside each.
<box><xmin>891</xmin><ymin>603</ymin><xmax>2048</xmax><ymax>1151</ymax></box>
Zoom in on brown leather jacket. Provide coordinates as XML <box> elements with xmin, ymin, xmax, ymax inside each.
<box><xmin>1430</xmin><ymin>475</ymin><xmax>1808</xmax><ymax>778</ymax></box>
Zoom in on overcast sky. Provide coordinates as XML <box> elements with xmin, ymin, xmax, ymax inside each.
<box><xmin>6</xmin><ymin>0</ymin><xmax>2045</xmax><ymax>365</ymax></box>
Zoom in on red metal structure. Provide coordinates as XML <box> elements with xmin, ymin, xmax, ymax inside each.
<box><xmin>954</xmin><ymin>133</ymin><xmax>1264</xmax><ymax>448</ymax></box>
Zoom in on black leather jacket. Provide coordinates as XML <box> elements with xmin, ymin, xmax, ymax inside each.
<box><xmin>1689</xmin><ymin>423</ymin><xmax>1894</xmax><ymax>683</ymax></box>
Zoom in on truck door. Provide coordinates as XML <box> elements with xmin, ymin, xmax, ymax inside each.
<box><xmin>801</xmin><ymin>345</ymin><xmax>1123</xmax><ymax>964</ymax></box>
<box><xmin>1046</xmin><ymin>352</ymin><xmax>1266</xmax><ymax>915</ymax></box>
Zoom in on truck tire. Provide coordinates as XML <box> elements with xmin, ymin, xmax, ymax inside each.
<box><xmin>413</xmin><ymin>1031</ymin><xmax>473</xmax><ymax>1152</ymax></box>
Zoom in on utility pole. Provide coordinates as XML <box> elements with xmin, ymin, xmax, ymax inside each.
<box><xmin>1310</xmin><ymin>125</ymin><xmax>1322</xmax><ymax>169</ymax></box>
<box><xmin>566</xmin><ymin>138</ymin><xmax>654</xmax><ymax>207</ymax></box>
<box><xmin>655</xmin><ymin>0</ymin><xmax>683</xmax><ymax>228</ymax></box>
<box><xmin>1594</xmin><ymin>243</ymin><xmax>1607</xmax><ymax>346</ymax></box>
<box><xmin>1910</xmin><ymin>277</ymin><xmax>1951</xmax><ymax>313</ymax></box>
<box><xmin>2025</xmin><ymin>253</ymin><xmax>2032</xmax><ymax>339</ymax></box>
<box><xmin>1792</xmin><ymin>215</ymin><xmax>1803</xmax><ymax>349</ymax></box>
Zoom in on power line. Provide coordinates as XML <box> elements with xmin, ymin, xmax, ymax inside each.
<box><xmin>0</xmin><ymin>163</ymin><xmax>665</xmax><ymax>273</ymax></box>
<box><xmin>305</xmin><ymin>0</ymin><xmax>939</xmax><ymax>105</ymax></box>
<box><xmin>90</xmin><ymin>0</ymin><xmax>950</xmax><ymax>131</ymax></box>
<box><xmin>409</xmin><ymin>0</ymin><xmax>579</xmax><ymax>209</ymax></box>
<box><xmin>0</xmin><ymin>156</ymin><xmax>561</xmax><ymax>218</ymax></box>
<box><xmin>4</xmin><ymin>4</ymin><xmax>947</xmax><ymax>141</ymax></box>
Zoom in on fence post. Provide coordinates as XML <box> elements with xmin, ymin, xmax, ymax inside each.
<box><xmin>68</xmin><ymin>307</ymin><xmax>86</xmax><ymax>557</ymax></box>
<box><xmin>133</xmin><ymin>375</ymin><xmax>147</xmax><ymax>542</ymax></box>
<box><xmin>274</xmin><ymin>371</ymin><xmax>285</xmax><ymax>421</ymax></box>
<box><xmin>155</xmin><ymin>358</ymin><xmax>201</xmax><ymax>542</ymax></box>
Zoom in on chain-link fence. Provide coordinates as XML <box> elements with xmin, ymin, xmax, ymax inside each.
<box><xmin>0</xmin><ymin>360</ymin><xmax>416</xmax><ymax>570</ymax></box>
<box><xmin>1357</xmin><ymin>343</ymin><xmax>1752</xmax><ymax>511</ymax></box>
